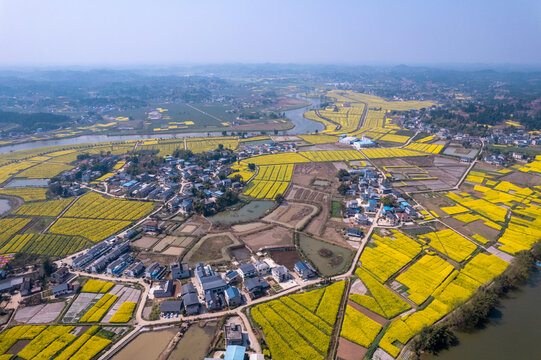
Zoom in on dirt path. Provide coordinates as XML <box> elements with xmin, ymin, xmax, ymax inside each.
<box><xmin>42</xmin><ymin>195</ymin><xmax>80</xmax><ymax>233</ymax></box>
<box><xmin>185</xmin><ymin>103</ymin><xmax>224</xmax><ymax>123</ymax></box>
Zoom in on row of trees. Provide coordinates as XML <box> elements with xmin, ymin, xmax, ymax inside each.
<box><xmin>411</xmin><ymin>242</ymin><xmax>541</xmax><ymax>357</ymax></box>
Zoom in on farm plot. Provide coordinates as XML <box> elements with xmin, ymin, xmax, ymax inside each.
<box><xmin>0</xmin><ymin>187</ymin><xmax>47</xmax><ymax>201</ymax></box>
<box><xmin>64</xmin><ymin>192</ymin><xmax>154</xmax><ymax>220</ymax></box>
<box><xmin>14</xmin><ymin>302</ymin><xmax>66</xmax><ymax>324</ymax></box>
<box><xmin>405</xmin><ymin>142</ymin><xmax>444</xmax><ymax>154</ymax></box>
<box><xmin>79</xmin><ymin>294</ymin><xmax>118</xmax><ymax>322</ymax></box>
<box><xmin>359</xmin><ymin>230</ymin><xmax>422</xmax><ymax>283</ymax></box>
<box><xmin>379</xmin><ymin>253</ymin><xmax>507</xmax><ymax>357</ymax></box>
<box><xmin>446</xmin><ymin>192</ymin><xmax>508</xmax><ymax>223</ymax></box>
<box><xmin>81</xmin><ymin>279</ymin><xmax>114</xmax><ymax>293</ymax></box>
<box><xmin>251</xmin><ymin>281</ymin><xmax>345</xmax><ymax>360</ymax></box>
<box><xmin>184</xmin><ymin>233</ymin><xmax>239</xmax><ymax>264</ymax></box>
<box><xmin>13</xmin><ymin>198</ymin><xmax>72</xmax><ymax>217</ymax></box>
<box><xmin>298</xmin><ymin>134</ymin><xmax>339</xmax><ymax>145</ymax></box>
<box><xmin>298</xmin><ymin>150</ymin><xmax>364</xmax><ymax>162</ymax></box>
<box><xmin>241</xmin><ymin>153</ymin><xmax>310</xmax><ymax>166</ymax></box>
<box><xmin>340</xmin><ymin>305</ymin><xmax>383</xmax><ymax>348</ymax></box>
<box><xmin>17</xmin><ymin>325</ymin><xmax>75</xmax><ymax>359</ymax></box>
<box><xmin>361</xmin><ymin>148</ymin><xmax>425</xmax><ymax>159</ymax></box>
<box><xmin>15</xmin><ymin>162</ymin><xmax>74</xmax><ymax>179</ymax></box>
<box><xmin>54</xmin><ymin>326</ymin><xmax>111</xmax><ymax>360</ymax></box>
<box><xmin>244</xmin><ymin>180</ymin><xmax>289</xmax><ymax>199</ymax></box>
<box><xmin>395</xmin><ymin>254</ymin><xmax>454</xmax><ymax>305</ymax></box>
<box><xmin>49</xmin><ymin>218</ymin><xmax>132</xmax><ymax>242</ymax></box>
<box><xmin>350</xmin><ymin>268</ymin><xmax>411</xmax><ymax>319</ymax></box>
<box><xmin>419</xmin><ymin>229</ymin><xmax>477</xmax><ymax>262</ymax></box>
<box><xmin>240</xmin><ymin>226</ymin><xmax>293</xmax><ymax>252</ymax></box>
<box><xmin>0</xmin><ymin>218</ymin><xmax>32</xmax><ymax>248</ymax></box>
<box><xmin>0</xmin><ymin>234</ymin><xmax>89</xmax><ymax>257</ymax></box>
<box><xmin>263</xmin><ymin>202</ymin><xmax>317</xmax><ymax>228</ymax></box>
<box><xmin>0</xmin><ymin>161</ymin><xmax>36</xmax><ymax>183</ymax></box>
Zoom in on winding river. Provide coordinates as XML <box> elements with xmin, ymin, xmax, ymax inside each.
<box><xmin>0</xmin><ymin>94</ymin><xmax>322</xmax><ymax>154</ymax></box>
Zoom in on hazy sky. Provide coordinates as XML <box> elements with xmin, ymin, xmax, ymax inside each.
<box><xmin>0</xmin><ymin>0</ymin><xmax>540</xmax><ymax>66</ymax></box>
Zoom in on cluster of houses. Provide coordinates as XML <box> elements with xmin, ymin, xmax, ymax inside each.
<box><xmin>342</xmin><ymin>167</ymin><xmax>420</xmax><ymax>228</ymax></box>
<box><xmin>158</xmin><ymin>258</ymin><xmax>317</xmax><ymax>318</ymax></box>
<box><xmin>237</xmin><ymin>141</ymin><xmax>296</xmax><ymax>160</ymax></box>
<box><xmin>72</xmin><ymin>240</ymin><xmax>131</xmax><ymax>274</ymax></box>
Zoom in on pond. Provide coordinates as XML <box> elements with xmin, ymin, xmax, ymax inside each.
<box><xmin>424</xmin><ymin>269</ymin><xmax>541</xmax><ymax>360</ymax></box>
<box><xmin>0</xmin><ymin>199</ymin><xmax>11</xmax><ymax>216</ymax></box>
<box><xmin>3</xmin><ymin>179</ymin><xmax>49</xmax><ymax>188</ymax></box>
<box><xmin>168</xmin><ymin>322</ymin><xmax>217</xmax><ymax>360</ymax></box>
<box><xmin>112</xmin><ymin>327</ymin><xmax>177</xmax><ymax>360</ymax></box>
<box><xmin>208</xmin><ymin>200</ymin><xmax>274</xmax><ymax>225</ymax></box>
<box><xmin>298</xmin><ymin>234</ymin><xmax>354</xmax><ymax>277</ymax></box>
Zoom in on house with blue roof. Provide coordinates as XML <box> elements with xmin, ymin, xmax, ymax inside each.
<box><xmin>223</xmin><ymin>345</ymin><xmax>246</xmax><ymax>360</ymax></box>
<box><xmin>225</xmin><ymin>286</ymin><xmax>242</xmax><ymax>306</ymax></box>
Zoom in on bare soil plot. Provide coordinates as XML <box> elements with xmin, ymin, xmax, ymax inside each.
<box><xmin>305</xmin><ymin>202</ymin><xmax>329</xmax><ymax>236</ymax></box>
<box><xmin>184</xmin><ymin>233</ymin><xmax>240</xmax><ymax>264</ymax></box>
<box><xmin>152</xmin><ymin>237</ymin><xmax>176</xmax><ymax>252</ymax></box>
<box><xmin>63</xmin><ymin>292</ymin><xmax>103</xmax><ymax>323</ymax></box>
<box><xmin>174</xmin><ymin>215</ymin><xmax>211</xmax><ymax>236</ymax></box>
<box><xmin>240</xmin><ymin>226</ymin><xmax>293</xmax><ymax>252</ymax></box>
<box><xmin>286</xmin><ymin>185</ymin><xmax>328</xmax><ymax>204</ymax></box>
<box><xmin>440</xmin><ymin>217</ymin><xmax>500</xmax><ymax>243</ymax></box>
<box><xmin>263</xmin><ymin>202</ymin><xmax>317</xmax><ymax>229</ymax></box>
<box><xmin>132</xmin><ymin>236</ymin><xmax>159</xmax><ymax>249</ymax></box>
<box><xmin>230</xmin><ymin>246</ymin><xmax>252</xmax><ymax>261</ymax></box>
<box><xmin>500</xmin><ymin>171</ymin><xmax>541</xmax><ymax>187</ymax></box>
<box><xmin>269</xmin><ymin>249</ymin><xmax>302</xmax><ymax>271</ymax></box>
<box><xmin>337</xmin><ymin>337</ymin><xmax>367</xmax><ymax>360</ymax></box>
<box><xmin>153</xmin><ymin>235</ymin><xmax>192</xmax><ymax>252</ymax></box>
<box><xmin>102</xmin><ymin>285</ymin><xmax>141</xmax><ymax>322</ymax></box>
<box><xmin>232</xmin><ymin>222</ymin><xmax>266</xmax><ymax>232</ymax></box>
<box><xmin>375</xmin><ymin>157</ymin><xmax>468</xmax><ymax>191</ymax></box>
<box><xmin>162</xmin><ymin>247</ymin><xmax>185</xmax><ymax>256</ymax></box>
<box><xmin>292</xmin><ymin>162</ymin><xmax>339</xmax><ymax>187</ymax></box>
<box><xmin>15</xmin><ymin>302</ymin><xmax>65</xmax><ymax>324</ymax></box>
<box><xmin>321</xmin><ymin>226</ymin><xmax>352</xmax><ymax>248</ymax></box>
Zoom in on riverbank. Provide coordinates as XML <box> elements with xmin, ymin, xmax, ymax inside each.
<box><xmin>414</xmin><ymin>246</ymin><xmax>541</xmax><ymax>359</ymax></box>
<box><xmin>424</xmin><ymin>269</ymin><xmax>541</xmax><ymax>360</ymax></box>
<box><xmin>0</xmin><ymin>94</ymin><xmax>318</xmax><ymax>154</ymax></box>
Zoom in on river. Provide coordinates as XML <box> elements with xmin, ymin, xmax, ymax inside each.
<box><xmin>0</xmin><ymin>94</ymin><xmax>322</xmax><ymax>154</ymax></box>
<box><xmin>283</xmin><ymin>94</ymin><xmax>324</xmax><ymax>135</ymax></box>
<box><xmin>426</xmin><ymin>269</ymin><xmax>541</xmax><ymax>360</ymax></box>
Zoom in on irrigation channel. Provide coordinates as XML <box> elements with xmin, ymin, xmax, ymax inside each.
<box><xmin>0</xmin><ymin>94</ymin><xmax>322</xmax><ymax>154</ymax></box>
<box><xmin>425</xmin><ymin>269</ymin><xmax>541</xmax><ymax>360</ymax></box>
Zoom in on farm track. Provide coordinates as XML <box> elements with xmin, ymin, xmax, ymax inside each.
<box><xmin>42</xmin><ymin>196</ymin><xmax>80</xmax><ymax>233</ymax></box>
<box><xmin>185</xmin><ymin>103</ymin><xmax>224</xmax><ymax>123</ymax></box>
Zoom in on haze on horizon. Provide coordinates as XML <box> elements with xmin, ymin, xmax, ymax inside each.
<box><xmin>0</xmin><ymin>0</ymin><xmax>540</xmax><ymax>67</ymax></box>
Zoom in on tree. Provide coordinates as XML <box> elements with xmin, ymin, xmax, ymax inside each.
<box><xmin>338</xmin><ymin>183</ymin><xmax>349</xmax><ymax>195</ymax></box>
<box><xmin>231</xmin><ymin>174</ymin><xmax>243</xmax><ymax>183</ymax></box>
<box><xmin>248</xmin><ymin>163</ymin><xmax>256</xmax><ymax>171</ymax></box>
<box><xmin>273</xmin><ymin>129</ymin><xmax>278</xmax><ymax>135</ymax></box>
<box><xmin>382</xmin><ymin>195</ymin><xmax>397</xmax><ymax>207</ymax></box>
<box><xmin>192</xmin><ymin>201</ymin><xmax>205</xmax><ymax>215</ymax></box>
<box><xmin>412</xmin><ymin>325</ymin><xmax>458</xmax><ymax>356</ymax></box>
<box><xmin>275</xmin><ymin>193</ymin><xmax>284</xmax><ymax>204</ymax></box>
<box><xmin>315</xmin><ymin>129</ymin><xmax>319</xmax><ymax>134</ymax></box>
<box><xmin>41</xmin><ymin>258</ymin><xmax>55</xmax><ymax>278</ymax></box>
<box><xmin>337</xmin><ymin>169</ymin><xmax>349</xmax><ymax>180</ymax></box>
